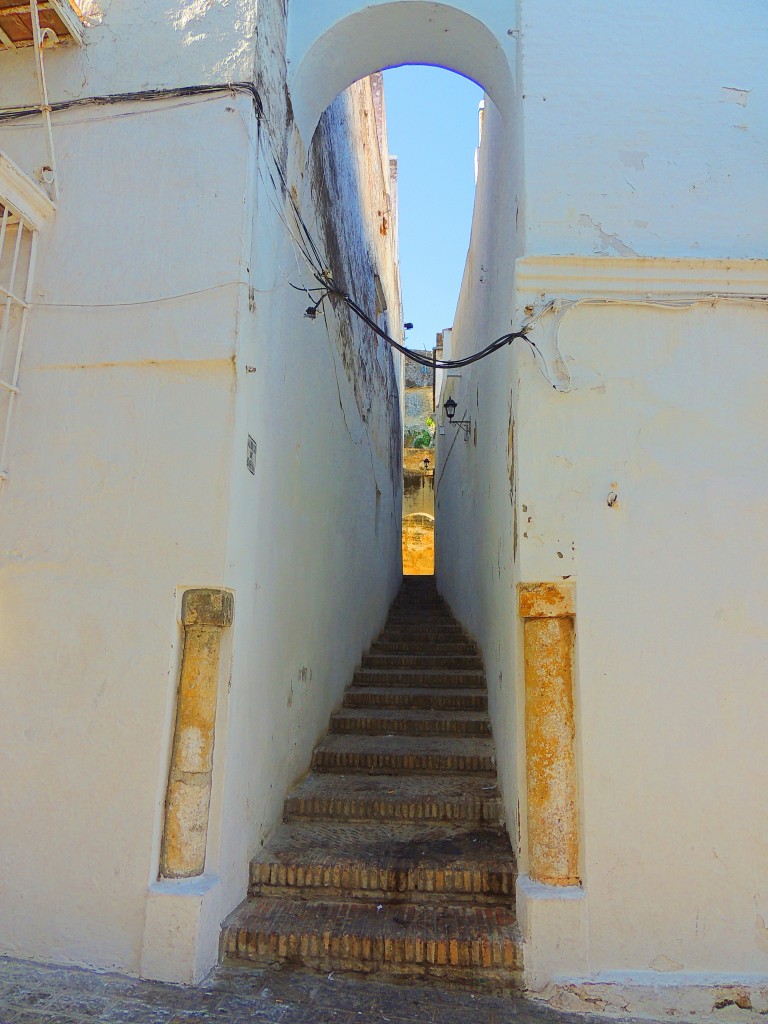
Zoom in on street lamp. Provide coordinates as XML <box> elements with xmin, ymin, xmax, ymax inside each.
<box><xmin>443</xmin><ymin>397</ymin><xmax>471</xmax><ymax>439</ymax></box>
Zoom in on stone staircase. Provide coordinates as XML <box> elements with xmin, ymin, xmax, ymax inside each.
<box><xmin>221</xmin><ymin>576</ymin><xmax>522</xmax><ymax>991</ymax></box>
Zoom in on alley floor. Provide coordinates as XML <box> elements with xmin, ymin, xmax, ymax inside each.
<box><xmin>0</xmin><ymin>957</ymin><xmax>664</xmax><ymax>1024</ymax></box>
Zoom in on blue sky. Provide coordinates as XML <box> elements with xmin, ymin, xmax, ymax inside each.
<box><xmin>382</xmin><ymin>67</ymin><xmax>483</xmax><ymax>353</ymax></box>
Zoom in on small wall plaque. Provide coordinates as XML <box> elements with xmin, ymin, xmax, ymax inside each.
<box><xmin>247</xmin><ymin>435</ymin><xmax>257</xmax><ymax>475</ymax></box>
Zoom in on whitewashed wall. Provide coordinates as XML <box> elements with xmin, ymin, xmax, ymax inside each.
<box><xmin>436</xmin><ymin>0</ymin><xmax>768</xmax><ymax>1012</ymax></box>
<box><xmin>0</xmin><ymin>0</ymin><xmax>403</xmax><ymax>983</ymax></box>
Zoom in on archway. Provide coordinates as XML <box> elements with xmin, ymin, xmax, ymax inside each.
<box><xmin>287</xmin><ymin>0</ymin><xmax>515</xmax><ymax>144</ymax></box>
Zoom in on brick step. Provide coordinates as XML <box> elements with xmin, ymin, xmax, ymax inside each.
<box><xmin>222</xmin><ymin>897</ymin><xmax>522</xmax><ymax>990</ymax></box>
<box><xmin>353</xmin><ymin>668</ymin><xmax>486</xmax><ymax>688</ymax></box>
<box><xmin>343</xmin><ymin>687</ymin><xmax>487</xmax><ymax>712</ymax></box>
<box><xmin>329</xmin><ymin>708</ymin><xmax>491</xmax><ymax>738</ymax></box>
<box><xmin>284</xmin><ymin>773</ymin><xmax>502</xmax><ymax>824</ymax></box>
<box><xmin>385</xmin><ymin>616</ymin><xmax>458</xmax><ymax>627</ymax></box>
<box><xmin>381</xmin><ymin>622</ymin><xmax>465</xmax><ymax>634</ymax></box>
<box><xmin>361</xmin><ymin>653</ymin><xmax>483</xmax><ymax>671</ymax></box>
<box><xmin>312</xmin><ymin>735</ymin><xmax>496</xmax><ymax>774</ymax></box>
<box><xmin>249</xmin><ymin>822</ymin><xmax>515</xmax><ymax>904</ymax></box>
<box><xmin>371</xmin><ymin>639</ymin><xmax>478</xmax><ymax>655</ymax></box>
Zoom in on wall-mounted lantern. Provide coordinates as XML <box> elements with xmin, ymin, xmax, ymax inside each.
<box><xmin>443</xmin><ymin>397</ymin><xmax>471</xmax><ymax>438</ymax></box>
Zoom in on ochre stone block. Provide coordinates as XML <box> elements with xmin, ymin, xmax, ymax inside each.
<box><xmin>518</xmin><ymin>581</ymin><xmax>575</xmax><ymax>619</ymax></box>
<box><xmin>519</xmin><ymin>581</ymin><xmax>579</xmax><ymax>887</ymax></box>
<box><xmin>523</xmin><ymin>611</ymin><xmax>580</xmax><ymax>886</ymax></box>
<box><xmin>160</xmin><ymin>588</ymin><xmax>233</xmax><ymax>879</ymax></box>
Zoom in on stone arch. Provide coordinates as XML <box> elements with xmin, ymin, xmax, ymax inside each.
<box><xmin>287</xmin><ymin>0</ymin><xmax>515</xmax><ymax>144</ymax></box>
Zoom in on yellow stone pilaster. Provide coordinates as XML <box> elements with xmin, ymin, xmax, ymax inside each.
<box><xmin>519</xmin><ymin>582</ymin><xmax>579</xmax><ymax>887</ymax></box>
<box><xmin>160</xmin><ymin>588</ymin><xmax>234</xmax><ymax>879</ymax></box>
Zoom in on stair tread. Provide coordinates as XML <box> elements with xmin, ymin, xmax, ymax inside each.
<box><xmin>287</xmin><ymin>773</ymin><xmax>500</xmax><ymax>804</ymax></box>
<box><xmin>355</xmin><ymin>668</ymin><xmax>485</xmax><ymax>681</ymax></box>
<box><xmin>332</xmin><ymin>708</ymin><xmax>490</xmax><ymax>723</ymax></box>
<box><xmin>314</xmin><ymin>734</ymin><xmax>495</xmax><ymax>757</ymax></box>
<box><xmin>225</xmin><ymin>896</ymin><xmax>520</xmax><ymax>942</ymax></box>
<box><xmin>344</xmin><ymin>685</ymin><xmax>486</xmax><ymax>699</ymax></box>
<box><xmin>252</xmin><ymin>821</ymin><xmax>514</xmax><ymax>870</ymax></box>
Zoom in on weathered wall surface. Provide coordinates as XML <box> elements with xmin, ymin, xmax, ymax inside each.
<box><xmin>0</xmin><ymin>93</ymin><xmax>245</xmax><ymax>973</ymax></box>
<box><xmin>436</xmin><ymin>90</ymin><xmax>525</xmax><ymax>881</ymax></box>
<box><xmin>0</xmin><ymin>0</ymin><xmax>402</xmax><ymax>982</ymax></box>
<box><xmin>511</xmin><ymin>270</ymin><xmax>768</xmax><ymax>984</ymax></box>
<box><xmin>518</xmin><ymin>1</ymin><xmax>768</xmax><ymax>260</ymax></box>
<box><xmin>434</xmin><ymin>0</ymin><xmax>768</xmax><ymax>1010</ymax></box>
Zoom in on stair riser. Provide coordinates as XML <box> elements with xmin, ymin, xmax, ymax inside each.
<box><xmin>343</xmin><ymin>693</ymin><xmax>487</xmax><ymax>711</ymax></box>
<box><xmin>250</xmin><ymin>860</ymin><xmax>514</xmax><ymax>898</ymax></box>
<box><xmin>391</xmin><ymin>598</ymin><xmax>450</xmax><ymax>606</ymax></box>
<box><xmin>381</xmin><ymin>627</ymin><xmax>466</xmax><ymax>638</ymax></box>
<box><xmin>372</xmin><ymin>643</ymin><xmax>478</xmax><ymax>656</ymax></box>
<box><xmin>312</xmin><ymin>751</ymin><xmax>496</xmax><ymax>773</ymax></box>
<box><xmin>283</xmin><ymin>795</ymin><xmax>501</xmax><ymax>825</ymax></box>
<box><xmin>330</xmin><ymin>717</ymin><xmax>491</xmax><ymax>738</ymax></box>
<box><xmin>362</xmin><ymin>656</ymin><xmax>482</xmax><ymax>670</ymax></box>
<box><xmin>249</xmin><ymin>870</ymin><xmax>515</xmax><ymax>905</ymax></box>
<box><xmin>354</xmin><ymin>671</ymin><xmax>485</xmax><ymax>688</ymax></box>
<box><xmin>387</xmin><ymin>614</ymin><xmax>460</xmax><ymax>622</ymax></box>
<box><xmin>222</xmin><ymin>932</ymin><xmax>522</xmax><ymax>991</ymax></box>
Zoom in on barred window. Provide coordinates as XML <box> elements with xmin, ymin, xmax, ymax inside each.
<box><xmin>0</xmin><ymin>152</ymin><xmax>54</xmax><ymax>482</ymax></box>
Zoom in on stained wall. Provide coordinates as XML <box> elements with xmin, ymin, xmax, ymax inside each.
<box><xmin>0</xmin><ymin>0</ymin><xmax>403</xmax><ymax>981</ymax></box>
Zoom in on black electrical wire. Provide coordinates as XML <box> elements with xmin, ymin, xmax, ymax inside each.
<box><xmin>322</xmin><ymin>281</ymin><xmax>532</xmax><ymax>370</ymax></box>
<box><xmin>0</xmin><ymin>79</ymin><xmax>536</xmax><ymax>371</ymax></box>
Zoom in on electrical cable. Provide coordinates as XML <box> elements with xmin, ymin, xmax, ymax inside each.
<box><xmin>320</xmin><ymin>281</ymin><xmax>532</xmax><ymax>370</ymax></box>
<box><xmin>0</xmin><ymin>78</ymin><xmax>539</xmax><ymax>371</ymax></box>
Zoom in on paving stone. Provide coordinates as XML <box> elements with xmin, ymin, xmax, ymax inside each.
<box><xmin>0</xmin><ymin>957</ymin><xmax>667</xmax><ymax>1024</ymax></box>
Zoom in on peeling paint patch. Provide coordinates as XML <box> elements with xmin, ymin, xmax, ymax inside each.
<box><xmin>578</xmin><ymin>215</ymin><xmax>639</xmax><ymax>257</ymax></box>
<box><xmin>174</xmin><ymin>0</ymin><xmax>229</xmax><ymax>32</ymax></box>
<box><xmin>721</xmin><ymin>86</ymin><xmax>750</xmax><ymax>107</ymax></box>
<box><xmin>619</xmin><ymin>150</ymin><xmax>648</xmax><ymax>171</ymax></box>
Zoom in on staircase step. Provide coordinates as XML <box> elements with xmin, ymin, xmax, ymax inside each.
<box><xmin>343</xmin><ymin>687</ymin><xmax>487</xmax><ymax>712</ymax></box>
<box><xmin>353</xmin><ymin>668</ymin><xmax>485</xmax><ymax>688</ymax></box>
<box><xmin>361</xmin><ymin>653</ymin><xmax>482</xmax><ymax>670</ymax></box>
<box><xmin>284</xmin><ymin>774</ymin><xmax>502</xmax><ymax>824</ymax></box>
<box><xmin>386</xmin><ymin>615</ymin><xmax>458</xmax><ymax>627</ymax></box>
<box><xmin>249</xmin><ymin>822</ymin><xmax>516</xmax><ymax>903</ymax></box>
<box><xmin>222</xmin><ymin>897</ymin><xmax>522</xmax><ymax>989</ymax></box>
<box><xmin>330</xmin><ymin>708</ymin><xmax>491</xmax><ymax>738</ymax></box>
<box><xmin>381</xmin><ymin>623</ymin><xmax>466</xmax><ymax>636</ymax></box>
<box><xmin>312</xmin><ymin>735</ymin><xmax>496</xmax><ymax>774</ymax></box>
<box><xmin>390</xmin><ymin>598</ymin><xmax>447</xmax><ymax>609</ymax></box>
<box><xmin>371</xmin><ymin>639</ymin><xmax>478</xmax><ymax>655</ymax></box>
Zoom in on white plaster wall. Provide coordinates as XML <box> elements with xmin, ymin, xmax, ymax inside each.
<box><xmin>518</xmin><ymin>0</ymin><xmax>768</xmax><ymax>259</ymax></box>
<box><xmin>1</xmin><ymin>0</ymin><xmax>403</xmax><ymax>978</ymax></box>
<box><xmin>0</xmin><ymin>0</ymin><xmax>257</xmax><ymax>111</ymax></box>
<box><xmin>212</xmin><ymin>74</ymin><xmax>404</xmax><ymax>937</ymax></box>
<box><xmin>436</xmin><ymin>0</ymin><xmax>768</xmax><ymax>994</ymax></box>
<box><xmin>512</xmin><ymin>284</ymin><xmax>768</xmax><ymax>977</ymax></box>
<box><xmin>435</xmin><ymin>94</ymin><xmax>525</xmax><ymax>856</ymax></box>
<box><xmin>0</xmin><ymin>95</ymin><xmax>245</xmax><ymax>970</ymax></box>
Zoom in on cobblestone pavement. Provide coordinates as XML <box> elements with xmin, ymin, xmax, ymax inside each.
<box><xmin>0</xmin><ymin>957</ymin><xmax>657</xmax><ymax>1024</ymax></box>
